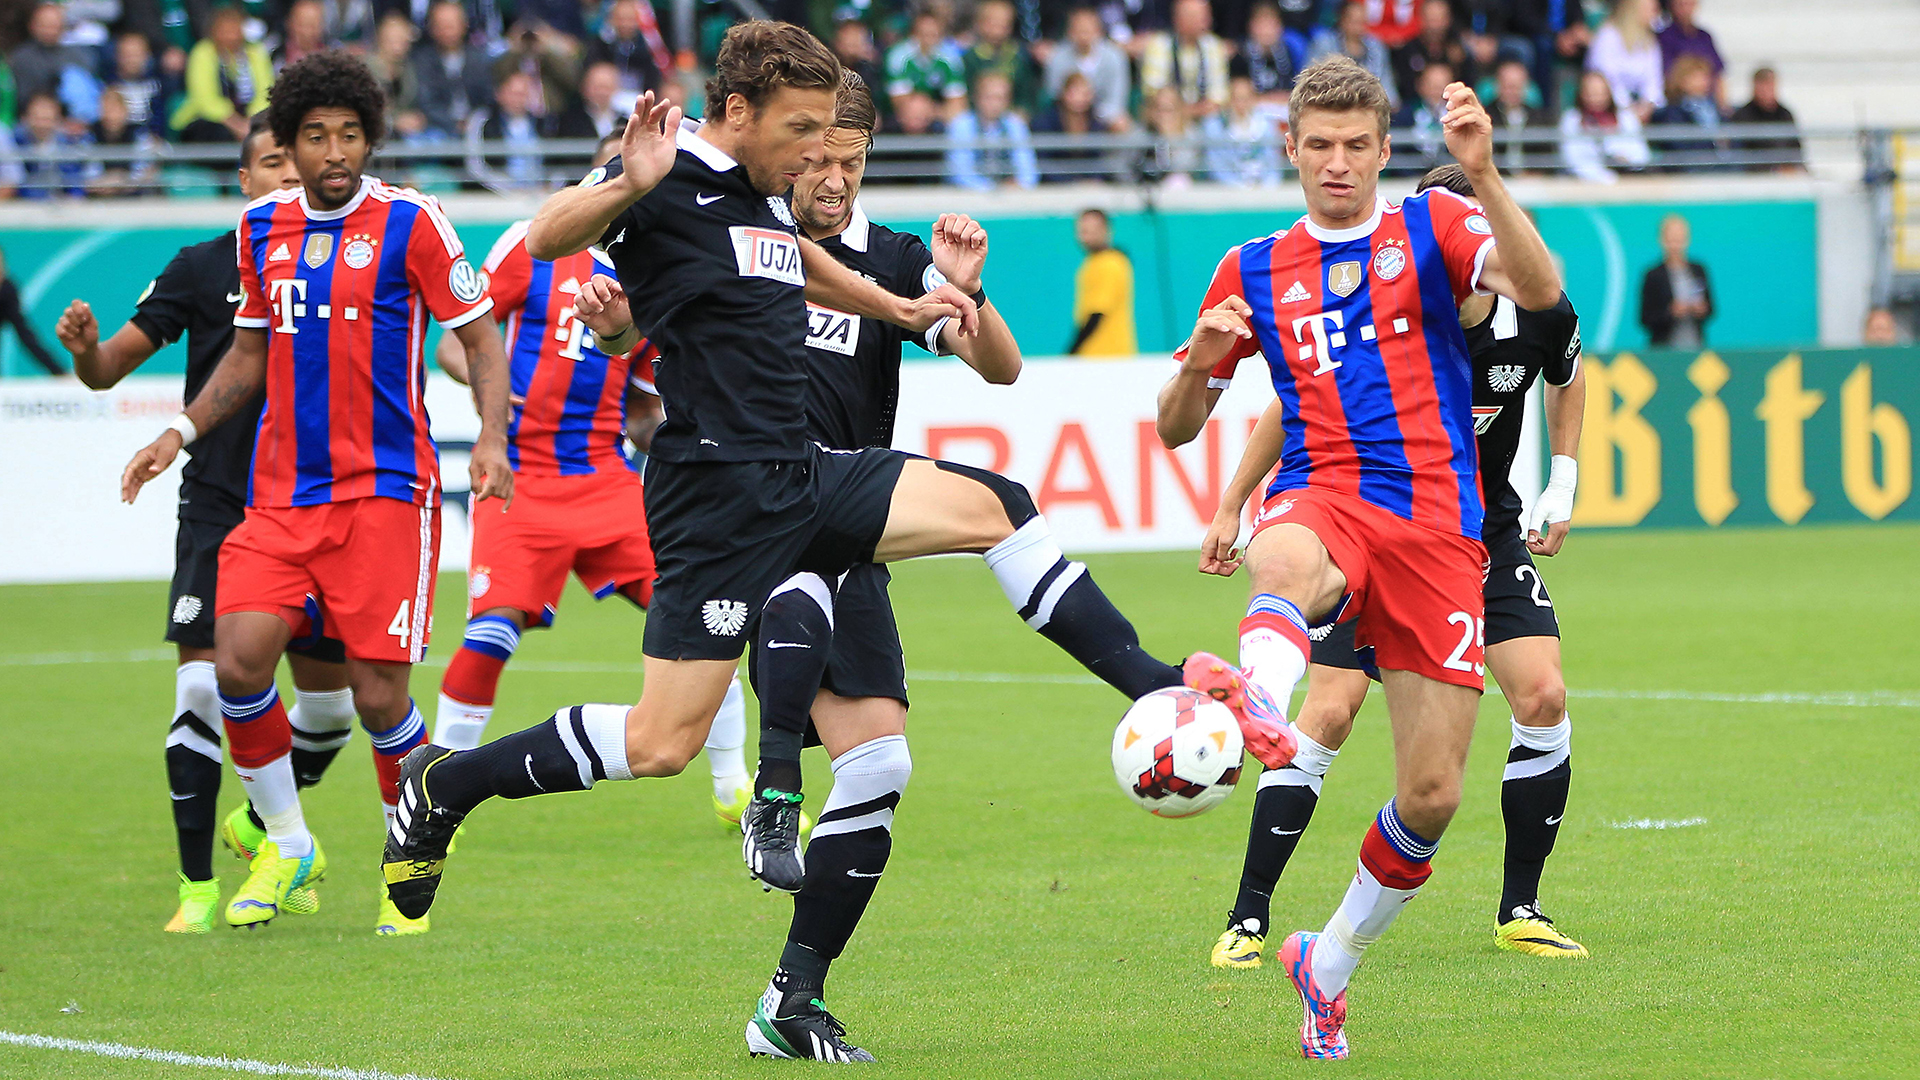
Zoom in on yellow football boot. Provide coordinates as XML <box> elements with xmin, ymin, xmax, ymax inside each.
<box><xmin>374</xmin><ymin>885</ymin><xmax>430</xmax><ymax>936</ymax></box>
<box><xmin>220</xmin><ymin>806</ymin><xmax>319</xmax><ymax>914</ymax></box>
<box><xmin>1494</xmin><ymin>905</ymin><xmax>1589</xmax><ymax>958</ymax></box>
<box><xmin>225</xmin><ymin>836</ymin><xmax>326</xmax><ymax>929</ymax></box>
<box><xmin>164</xmin><ymin>874</ymin><xmax>220</xmax><ymax>934</ymax></box>
<box><xmin>1211</xmin><ymin>920</ymin><xmax>1266</xmax><ymax>969</ymax></box>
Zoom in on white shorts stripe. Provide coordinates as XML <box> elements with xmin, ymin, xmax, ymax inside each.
<box><xmin>410</xmin><ymin>505</ymin><xmax>434</xmax><ymax>664</ymax></box>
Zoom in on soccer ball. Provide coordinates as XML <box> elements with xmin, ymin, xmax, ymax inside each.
<box><xmin>1111</xmin><ymin>688</ymin><xmax>1245</xmax><ymax>818</ymax></box>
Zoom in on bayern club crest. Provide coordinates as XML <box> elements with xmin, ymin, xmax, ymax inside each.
<box><xmin>1372</xmin><ymin>244</ymin><xmax>1406</xmax><ymax>282</ymax></box>
<box><xmin>343</xmin><ymin>235</ymin><xmax>376</xmax><ymax>269</ymax></box>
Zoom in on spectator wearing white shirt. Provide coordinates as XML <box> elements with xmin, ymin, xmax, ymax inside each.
<box><xmin>1586</xmin><ymin>0</ymin><xmax>1663</xmax><ymax>122</ymax></box>
<box><xmin>1043</xmin><ymin>5</ymin><xmax>1133</xmax><ymax>131</ymax></box>
<box><xmin>1140</xmin><ymin>0</ymin><xmax>1232</xmax><ymax>122</ymax></box>
<box><xmin>1560</xmin><ymin>68</ymin><xmax>1650</xmax><ymax>182</ymax></box>
<box><xmin>947</xmin><ymin>71</ymin><xmax>1039</xmax><ymax>190</ymax></box>
<box><xmin>1204</xmin><ymin>74</ymin><xmax>1284</xmax><ymax>186</ymax></box>
<box><xmin>1310</xmin><ymin>0</ymin><xmax>1400</xmax><ymax>110</ymax></box>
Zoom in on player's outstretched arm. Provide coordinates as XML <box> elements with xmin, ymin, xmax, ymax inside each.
<box><xmin>1441</xmin><ymin>82</ymin><xmax>1561</xmax><ymax>310</ymax></box>
<box><xmin>120</xmin><ymin>327</ymin><xmax>267</xmax><ymax>503</ymax></box>
<box><xmin>1156</xmin><ymin>294</ymin><xmax>1250</xmax><ymax>448</ymax></box>
<box><xmin>527</xmin><ymin>92</ymin><xmax>680</xmax><ymax>260</ymax></box>
<box><xmin>800</xmin><ymin>236</ymin><xmax>979</xmax><ymax>337</ymax></box>
<box><xmin>1200</xmin><ymin>396</ymin><xmax>1286</xmax><ymax>577</ymax></box>
<box><xmin>57</xmin><ymin>299</ymin><xmax>158</xmax><ymax>390</ymax></box>
<box><xmin>451</xmin><ymin>316</ymin><xmax>515</xmax><ymax>507</ymax></box>
<box><xmin>1529</xmin><ymin>361</ymin><xmax>1586</xmax><ymax>556</ymax></box>
<box><xmin>932</xmin><ymin>213</ymin><xmax>1020</xmax><ymax>383</ymax></box>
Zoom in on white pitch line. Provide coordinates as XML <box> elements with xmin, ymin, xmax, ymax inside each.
<box><xmin>1610</xmin><ymin>817</ymin><xmax>1708</xmax><ymax>830</ymax></box>
<box><xmin>5</xmin><ymin>648</ymin><xmax>1920</xmax><ymax>708</ymax></box>
<box><xmin>0</xmin><ymin>1032</ymin><xmax>453</xmax><ymax>1080</ymax></box>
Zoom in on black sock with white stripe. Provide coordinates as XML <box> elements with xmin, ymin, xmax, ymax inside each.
<box><xmin>427</xmin><ymin>705</ymin><xmax>635</xmax><ymax>815</ymax></box>
<box><xmin>166</xmin><ymin>660</ymin><xmax>222</xmax><ymax>881</ymax></box>
<box><xmin>983</xmin><ymin>520</ymin><xmax>1183</xmax><ymax>699</ymax></box>
<box><xmin>749</xmin><ymin>573</ymin><xmax>837</xmax><ymax>797</ymax></box>
<box><xmin>1230</xmin><ymin>726</ymin><xmax>1338</xmax><ymax>932</ymax></box>
<box><xmin>1499</xmin><ymin>714</ymin><xmax>1572</xmax><ymax>921</ymax></box>
<box><xmin>782</xmin><ymin>735</ymin><xmax>911</xmax><ymax>987</ymax></box>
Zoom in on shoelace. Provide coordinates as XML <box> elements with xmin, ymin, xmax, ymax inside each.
<box><xmin>748</xmin><ymin>800</ymin><xmax>801</xmax><ymax>849</ymax></box>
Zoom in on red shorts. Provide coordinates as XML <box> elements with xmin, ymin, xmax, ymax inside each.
<box><xmin>1251</xmin><ymin>487</ymin><xmax>1488</xmax><ymax>690</ymax></box>
<box><xmin>466</xmin><ymin>468</ymin><xmax>654</xmax><ymax>627</ymax></box>
<box><xmin>218</xmin><ymin>497</ymin><xmax>441</xmax><ymax>664</ymax></box>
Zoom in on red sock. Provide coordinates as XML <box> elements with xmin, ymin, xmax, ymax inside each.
<box><xmin>220</xmin><ymin>685</ymin><xmax>291</xmax><ymax>768</ymax></box>
<box><xmin>365</xmin><ymin>701</ymin><xmax>429</xmax><ymax>814</ymax></box>
<box><xmin>441</xmin><ymin>646</ymin><xmax>507</xmax><ymax>709</ymax></box>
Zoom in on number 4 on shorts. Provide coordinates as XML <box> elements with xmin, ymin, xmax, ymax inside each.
<box><xmin>389</xmin><ymin>600</ymin><xmax>411</xmax><ymax>649</ymax></box>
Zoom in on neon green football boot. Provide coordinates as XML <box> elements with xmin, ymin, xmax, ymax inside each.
<box><xmin>374</xmin><ymin>884</ymin><xmax>430</xmax><ymax>937</ymax></box>
<box><xmin>220</xmin><ymin>805</ymin><xmax>318</xmax><ymax>914</ymax></box>
<box><xmin>225</xmin><ymin>836</ymin><xmax>326</xmax><ymax>929</ymax></box>
<box><xmin>164</xmin><ymin>874</ymin><xmax>220</xmax><ymax>934</ymax></box>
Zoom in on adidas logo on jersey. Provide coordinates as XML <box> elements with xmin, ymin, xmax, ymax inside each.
<box><xmin>268</xmin><ymin>243</ymin><xmax>292</xmax><ymax>263</ymax></box>
<box><xmin>1487</xmin><ymin>365</ymin><xmax>1527</xmax><ymax>393</ymax></box>
<box><xmin>701</xmin><ymin>599</ymin><xmax>750</xmax><ymax>637</ymax></box>
<box><xmin>1280</xmin><ymin>280</ymin><xmax>1311</xmax><ymax>304</ymax></box>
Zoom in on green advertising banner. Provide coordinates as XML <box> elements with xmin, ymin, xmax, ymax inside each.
<box><xmin>1</xmin><ymin>197</ymin><xmax>1819</xmax><ymax>376</ymax></box>
<box><xmin>1573</xmin><ymin>346</ymin><xmax>1917</xmax><ymax>528</ymax></box>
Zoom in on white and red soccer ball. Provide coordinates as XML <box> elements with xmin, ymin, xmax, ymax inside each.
<box><xmin>1111</xmin><ymin>687</ymin><xmax>1245</xmax><ymax>818</ymax></box>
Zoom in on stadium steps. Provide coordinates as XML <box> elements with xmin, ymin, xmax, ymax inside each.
<box><xmin>1707</xmin><ymin>0</ymin><xmax>1920</xmax><ymax>129</ymax></box>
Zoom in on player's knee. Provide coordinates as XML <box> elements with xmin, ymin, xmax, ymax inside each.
<box><xmin>935</xmin><ymin>460</ymin><xmax>1037</xmax><ymax>534</ymax></box>
<box><xmin>1511</xmin><ymin>677</ymin><xmax>1567</xmax><ymax>728</ymax></box>
<box><xmin>1400</xmin><ymin>775</ymin><xmax>1463</xmax><ymax>830</ymax></box>
<box><xmin>628</xmin><ymin>741</ymin><xmax>698</xmax><ymax>777</ymax></box>
<box><xmin>1294</xmin><ymin>699</ymin><xmax>1354</xmax><ymax>750</ymax></box>
<box><xmin>213</xmin><ymin>651</ymin><xmax>276</xmax><ymax>696</ymax></box>
<box><xmin>348</xmin><ymin>679</ymin><xmax>407</xmax><ymax>728</ymax></box>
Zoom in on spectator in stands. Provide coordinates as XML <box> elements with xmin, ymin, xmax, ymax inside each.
<box><xmin>1559</xmin><ymin>67</ymin><xmax>1649</xmax><ymax>182</ymax></box>
<box><xmin>948</xmin><ymin>70</ymin><xmax>1038</xmax><ymax>189</ymax></box>
<box><xmin>108</xmin><ymin>32</ymin><xmax>168</xmax><ymax>140</ymax></box>
<box><xmin>467</xmin><ymin>70</ymin><xmax>546</xmax><ymax>189</ymax></box>
<box><xmin>1487</xmin><ymin>57</ymin><xmax>1551</xmax><ymax>172</ymax></box>
<box><xmin>1311</xmin><ymin>1</ymin><xmax>1399</xmax><ymax>110</ymax></box>
<box><xmin>554</xmin><ymin>61</ymin><xmax>622</xmax><ymax>139</ymax></box>
<box><xmin>1275</xmin><ymin>0</ymin><xmax>1325</xmax><ymax>66</ymax></box>
<box><xmin>1730</xmin><ymin>65</ymin><xmax>1802</xmax><ymax>172</ymax></box>
<box><xmin>585</xmin><ymin>0</ymin><xmax>670</xmax><ymax>104</ymax></box>
<box><xmin>366</xmin><ymin>13</ymin><xmax>425</xmax><ymax>139</ymax></box>
<box><xmin>1394</xmin><ymin>60</ymin><xmax>1451</xmax><ymax>169</ymax></box>
<box><xmin>1031</xmin><ymin>71</ymin><xmax>1116</xmax><ymax>182</ymax></box>
<box><xmin>1863</xmin><ymin>308</ymin><xmax>1903</xmax><ymax>347</ymax></box>
<box><xmin>1204</xmin><ymin>72</ymin><xmax>1284</xmax><ymax>186</ymax></box>
<box><xmin>515</xmin><ymin>0</ymin><xmax>590</xmax><ymax>40</ymax></box>
<box><xmin>1655</xmin><ymin>0</ymin><xmax>1722</xmax><ymax>106</ymax></box>
<box><xmin>963</xmin><ymin>0</ymin><xmax>1038</xmax><ymax>115</ymax></box>
<box><xmin>0</xmin><ymin>244</ymin><xmax>65</xmax><ymax>374</ymax></box>
<box><xmin>318</xmin><ymin>0</ymin><xmax>379</xmax><ymax>49</ymax></box>
<box><xmin>169</xmin><ymin>6</ymin><xmax>272</xmax><ymax>144</ymax></box>
<box><xmin>0</xmin><ymin>58</ymin><xmax>13</xmax><ymax>129</ymax></box>
<box><xmin>274</xmin><ymin>0</ymin><xmax>336</xmax><ymax>71</ymax></box>
<box><xmin>1140</xmin><ymin>84</ymin><xmax>1202</xmax><ymax>185</ymax></box>
<box><xmin>1453</xmin><ymin>0</ymin><xmax>1538</xmax><ymax>85</ymax></box>
<box><xmin>1140</xmin><ymin>0</ymin><xmax>1231</xmax><ymax>122</ymax></box>
<box><xmin>1069</xmin><ymin>208</ymin><xmax>1136</xmax><ymax>356</ymax></box>
<box><xmin>1236</xmin><ymin>2</ymin><xmax>1295</xmax><ymax>107</ymax></box>
<box><xmin>1044</xmin><ymin>6</ymin><xmax>1132</xmax><ymax>131</ymax></box>
<box><xmin>493</xmin><ymin>18</ymin><xmax>582</xmax><ymax>120</ymax></box>
<box><xmin>1650</xmin><ymin>54</ymin><xmax>1723</xmax><ymax>167</ymax></box>
<box><xmin>1393</xmin><ymin>0</ymin><xmax>1469</xmax><ymax>109</ymax></box>
<box><xmin>1366</xmin><ymin>0</ymin><xmax>1420</xmax><ymax>49</ymax></box>
<box><xmin>1586</xmin><ymin>0</ymin><xmax>1662</xmax><ymax>122</ymax></box>
<box><xmin>888</xmin><ymin>8</ymin><xmax>969</xmax><ymax>120</ymax></box>
<box><xmin>11</xmin><ymin>3</ymin><xmax>101</xmax><ymax>124</ymax></box>
<box><xmin>16</xmin><ymin>91</ymin><xmax>92</xmax><ymax>199</ymax></box>
<box><xmin>1548</xmin><ymin>3</ymin><xmax>1595</xmax><ymax>110</ymax></box>
<box><xmin>89</xmin><ymin>87</ymin><xmax>157</xmax><ymax>196</ymax></box>
<box><xmin>414</xmin><ymin>1</ymin><xmax>495</xmax><ymax>140</ymax></box>
<box><xmin>0</xmin><ymin>122</ymin><xmax>19</xmax><ymax>197</ymax></box>
<box><xmin>832</xmin><ymin>20</ymin><xmax>884</xmax><ymax>111</ymax></box>
<box><xmin>1638</xmin><ymin>212</ymin><xmax>1712</xmax><ymax>347</ymax></box>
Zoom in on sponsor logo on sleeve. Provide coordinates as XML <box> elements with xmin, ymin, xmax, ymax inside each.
<box><xmin>728</xmin><ymin>226</ymin><xmax>805</xmax><ymax>287</ymax></box>
<box><xmin>579</xmin><ymin>166</ymin><xmax>607</xmax><ymax>187</ymax></box>
<box><xmin>449</xmin><ymin>258</ymin><xmax>486</xmax><ymax>304</ymax></box>
<box><xmin>1465</xmin><ymin>214</ymin><xmax>1493</xmax><ymax>235</ymax></box>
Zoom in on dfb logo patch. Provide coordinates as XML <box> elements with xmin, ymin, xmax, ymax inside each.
<box><xmin>701</xmin><ymin>599</ymin><xmax>750</xmax><ymax>637</ymax></box>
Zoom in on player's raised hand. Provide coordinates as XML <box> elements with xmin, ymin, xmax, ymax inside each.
<box><xmin>1198</xmin><ymin>508</ymin><xmax>1245</xmax><ymax>577</ymax></box>
<box><xmin>121</xmin><ymin>430</ymin><xmax>183</xmax><ymax>504</ymax></box>
<box><xmin>572</xmin><ymin>274</ymin><xmax>633</xmax><ymax>341</ymax></box>
<box><xmin>1441</xmin><ymin>82</ymin><xmax>1494</xmax><ymax>175</ymax></box>
<box><xmin>619</xmin><ymin>91</ymin><xmax>682</xmax><ymax>196</ymax></box>
<box><xmin>55</xmin><ymin>299</ymin><xmax>99</xmax><ymax>359</ymax></box>
<box><xmin>1183</xmin><ymin>295</ymin><xmax>1253</xmax><ymax>371</ymax></box>
<box><xmin>469</xmin><ymin>435</ymin><xmax>515</xmax><ymax>509</ymax></box>
<box><xmin>931</xmin><ymin>213</ymin><xmax>987</xmax><ymax>293</ymax></box>
<box><xmin>1526</xmin><ymin>457</ymin><xmax>1577</xmax><ymax>556</ymax></box>
<box><xmin>904</xmin><ymin>282</ymin><xmax>979</xmax><ymax>337</ymax></box>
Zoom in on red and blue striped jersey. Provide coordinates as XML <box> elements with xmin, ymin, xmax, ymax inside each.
<box><xmin>1181</xmin><ymin>190</ymin><xmax>1496</xmax><ymax>538</ymax></box>
<box><xmin>234</xmin><ymin>176</ymin><xmax>492</xmax><ymax>508</ymax></box>
<box><xmin>480</xmin><ymin>220</ymin><xmax>656</xmax><ymax>477</ymax></box>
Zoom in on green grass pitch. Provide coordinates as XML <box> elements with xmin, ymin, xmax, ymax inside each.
<box><xmin>2</xmin><ymin>525</ymin><xmax>1916</xmax><ymax>1079</ymax></box>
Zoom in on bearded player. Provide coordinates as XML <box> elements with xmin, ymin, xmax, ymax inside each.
<box><xmin>1156</xmin><ymin>57</ymin><xmax>1562</xmax><ymax>1058</ymax></box>
<box><xmin>58</xmin><ymin>115</ymin><xmax>359</xmax><ymax>934</ymax></box>
<box><xmin>1207</xmin><ymin>163</ymin><xmax>1589</xmax><ymax>971</ymax></box>
<box><xmin>430</xmin><ymin>135</ymin><xmax>754</xmax><ymax>826</ymax></box>
<box><xmin>120</xmin><ymin>51</ymin><xmax>514</xmax><ymax>934</ymax></box>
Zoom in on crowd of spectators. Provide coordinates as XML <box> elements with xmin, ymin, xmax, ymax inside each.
<box><xmin>0</xmin><ymin>0</ymin><xmax>1808</xmax><ymax>197</ymax></box>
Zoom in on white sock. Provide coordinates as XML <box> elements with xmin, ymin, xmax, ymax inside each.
<box><xmin>1239</xmin><ymin>595</ymin><xmax>1310</xmax><ymax>711</ymax></box>
<box><xmin>705</xmin><ymin>676</ymin><xmax>749</xmax><ymax>799</ymax></box>
<box><xmin>577</xmin><ymin>703</ymin><xmax>634</xmax><ymax>782</ymax></box>
<box><xmin>238</xmin><ymin>753</ymin><xmax>311</xmax><ymax>858</ymax></box>
<box><xmin>435</xmin><ymin>691</ymin><xmax>493</xmax><ymax>751</ymax></box>
<box><xmin>1313</xmin><ymin>862</ymin><xmax>1419</xmax><ymax>997</ymax></box>
<box><xmin>289</xmin><ymin>686</ymin><xmax>355</xmax><ymax>751</ymax></box>
<box><xmin>812</xmin><ymin>734</ymin><xmax>913</xmax><ymax>840</ymax></box>
<box><xmin>169</xmin><ymin>661</ymin><xmax>221</xmax><ymax>762</ymax></box>
<box><xmin>983</xmin><ymin>518</ymin><xmax>1085</xmax><ymax>630</ymax></box>
<box><xmin>1505</xmin><ymin>714</ymin><xmax>1571</xmax><ymax>780</ymax></box>
<box><xmin>1255</xmin><ymin>724</ymin><xmax>1338</xmax><ymax>795</ymax></box>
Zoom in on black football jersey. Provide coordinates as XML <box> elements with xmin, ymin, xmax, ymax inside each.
<box><xmin>1463</xmin><ymin>292</ymin><xmax>1580</xmax><ymax>538</ymax></box>
<box><xmin>802</xmin><ymin>205</ymin><xmax>948</xmax><ymax>450</ymax></box>
<box><xmin>591</xmin><ymin>123</ymin><xmax>812</xmax><ymax>464</ymax></box>
<box><xmin>129</xmin><ymin>230</ymin><xmax>264</xmax><ymax>527</ymax></box>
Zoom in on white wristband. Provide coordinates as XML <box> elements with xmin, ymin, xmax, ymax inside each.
<box><xmin>168</xmin><ymin>413</ymin><xmax>198</xmax><ymax>445</ymax></box>
<box><xmin>1545</xmin><ymin>454</ymin><xmax>1578</xmax><ymax>493</ymax></box>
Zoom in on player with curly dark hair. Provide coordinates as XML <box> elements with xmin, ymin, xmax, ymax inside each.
<box><xmin>266</xmin><ymin>50</ymin><xmax>388</xmax><ymax>210</ymax></box>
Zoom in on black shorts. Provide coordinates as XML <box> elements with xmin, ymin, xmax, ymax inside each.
<box><xmin>1309</xmin><ymin>527</ymin><xmax>1557</xmax><ymax>672</ymax></box>
<box><xmin>820</xmin><ymin>563</ymin><xmax>909</xmax><ymax>706</ymax></box>
<box><xmin>166</xmin><ymin>515</ymin><xmax>346</xmax><ymax>663</ymax></box>
<box><xmin>641</xmin><ymin>445</ymin><xmax>907</xmax><ymax>661</ymax></box>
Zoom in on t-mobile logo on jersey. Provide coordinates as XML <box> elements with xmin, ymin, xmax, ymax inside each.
<box><xmin>1291</xmin><ymin>310</ymin><xmax>1346</xmax><ymax>376</ymax></box>
<box><xmin>270</xmin><ymin>277</ymin><xmax>309</xmax><ymax>334</ymax></box>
